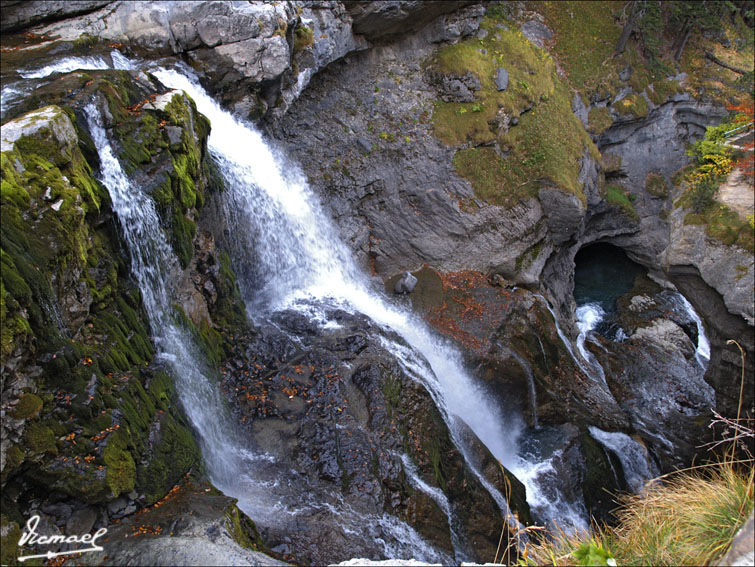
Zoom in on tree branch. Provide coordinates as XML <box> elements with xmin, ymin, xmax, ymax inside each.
<box><xmin>704</xmin><ymin>51</ymin><xmax>750</xmax><ymax>74</ymax></box>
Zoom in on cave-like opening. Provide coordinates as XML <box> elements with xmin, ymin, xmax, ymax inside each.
<box><xmin>573</xmin><ymin>242</ymin><xmax>647</xmax><ymax>340</ymax></box>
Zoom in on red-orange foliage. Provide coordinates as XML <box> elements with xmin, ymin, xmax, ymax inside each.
<box><xmin>727</xmin><ymin>100</ymin><xmax>754</xmax><ymax>179</ymax></box>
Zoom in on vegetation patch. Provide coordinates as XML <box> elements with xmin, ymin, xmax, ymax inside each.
<box><xmin>10</xmin><ymin>393</ymin><xmax>43</xmax><ymax>419</ymax></box>
<box><xmin>293</xmin><ymin>25</ymin><xmax>314</xmax><ymax>54</ymax></box>
<box><xmin>612</xmin><ymin>92</ymin><xmax>649</xmax><ymax>118</ymax></box>
<box><xmin>429</xmin><ymin>10</ymin><xmax>598</xmax><ymax>206</ymax></box>
<box><xmin>604</xmin><ymin>184</ymin><xmax>639</xmax><ymax>219</ymax></box>
<box><xmin>676</xmin><ymin>105</ymin><xmax>753</xmax><ymax>251</ymax></box>
<box><xmin>588</xmin><ymin>107</ymin><xmax>613</xmax><ymax>135</ymax></box>
<box><xmin>537</xmin><ymin>0</ymin><xmax>623</xmax><ymax>99</ymax></box>
<box><xmin>647</xmin><ymin>79</ymin><xmax>683</xmax><ymax>105</ymax></box>
<box><xmin>523</xmin><ymin>461</ymin><xmax>754</xmax><ymax>566</ymax></box>
<box><xmin>645</xmin><ymin>172</ymin><xmax>669</xmax><ymax>198</ymax></box>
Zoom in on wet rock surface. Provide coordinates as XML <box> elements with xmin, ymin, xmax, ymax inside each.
<box><xmin>75</xmin><ymin>479</ymin><xmax>286</xmax><ymax>566</ymax></box>
<box><xmin>217</xmin><ymin>301</ymin><xmax>529</xmax><ymax>565</ymax></box>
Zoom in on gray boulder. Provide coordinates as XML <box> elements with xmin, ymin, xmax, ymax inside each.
<box><xmin>495</xmin><ymin>67</ymin><xmax>508</xmax><ymax>91</ymax></box>
<box><xmin>394</xmin><ymin>271</ymin><xmax>418</xmax><ymax>294</ymax></box>
<box><xmin>520</xmin><ymin>19</ymin><xmax>552</xmax><ymax>48</ymax></box>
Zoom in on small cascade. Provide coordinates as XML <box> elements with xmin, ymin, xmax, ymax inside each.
<box><xmin>535</xmin><ymin>294</ymin><xmax>596</xmax><ymax>381</ymax></box>
<box><xmin>588</xmin><ymin>426</ymin><xmax>659</xmax><ymax>492</ymax></box>
<box><xmin>511</xmin><ymin>427</ymin><xmax>589</xmax><ymax>532</ymax></box>
<box><xmin>508</xmin><ymin>348</ymin><xmax>539</xmax><ymax>429</ymax></box>
<box><xmin>84</xmin><ymin>103</ymin><xmax>254</xmax><ymax>495</ymax></box>
<box><xmin>575</xmin><ymin>302</ymin><xmax>608</xmax><ymax>385</ymax></box>
<box><xmin>19</xmin><ymin>55</ymin><xmax>110</xmax><ymax>78</ymax></box>
<box><xmin>668</xmin><ymin>292</ymin><xmax>711</xmax><ymax>367</ymax></box>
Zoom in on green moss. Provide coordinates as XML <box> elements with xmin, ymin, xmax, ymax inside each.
<box><xmin>612</xmin><ymin>93</ymin><xmax>649</xmax><ymax>118</ymax></box>
<box><xmin>588</xmin><ymin>107</ymin><xmax>613</xmax><ymax>135</ymax></box>
<box><xmin>171</xmin><ymin>210</ymin><xmax>196</xmax><ymax>269</ymax></box>
<box><xmin>225</xmin><ymin>504</ymin><xmax>266</xmax><ymax>551</ymax></box>
<box><xmin>103</xmin><ymin>432</ymin><xmax>136</xmax><ymax>497</ymax></box>
<box><xmin>604</xmin><ymin>184</ymin><xmax>639</xmax><ymax>219</ymax></box>
<box><xmin>0</xmin><ymin>516</ymin><xmax>21</xmax><ymax>567</ymax></box>
<box><xmin>3</xmin><ymin>446</ymin><xmax>25</xmax><ymax>480</ymax></box>
<box><xmin>647</xmin><ymin>79</ymin><xmax>683</xmax><ymax>105</ymax></box>
<box><xmin>515</xmin><ymin>239</ymin><xmax>545</xmax><ymax>274</ymax></box>
<box><xmin>24</xmin><ymin>423</ymin><xmax>58</xmax><ymax>455</ymax></box>
<box><xmin>213</xmin><ymin>251</ymin><xmax>247</xmax><ymax>329</ymax></box>
<box><xmin>539</xmin><ymin>0</ymin><xmax>624</xmax><ymax>99</ymax></box>
<box><xmin>645</xmin><ymin>172</ymin><xmax>669</xmax><ymax>198</ymax></box>
<box><xmin>136</xmin><ymin>410</ymin><xmax>200</xmax><ymax>505</ymax></box>
<box><xmin>11</xmin><ymin>393</ymin><xmax>43</xmax><ymax>419</ymax></box>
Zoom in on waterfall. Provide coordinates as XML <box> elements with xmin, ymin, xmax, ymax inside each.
<box><xmin>84</xmin><ymin>103</ymin><xmax>255</xmax><ymax>494</ymax></box>
<box><xmin>152</xmin><ymin>66</ymin><xmax>591</xmax><ymax>535</ymax></box>
<box><xmin>588</xmin><ymin>426</ymin><xmax>659</xmax><ymax>492</ymax></box>
<box><xmin>668</xmin><ymin>292</ymin><xmax>711</xmax><ymax>367</ymax></box>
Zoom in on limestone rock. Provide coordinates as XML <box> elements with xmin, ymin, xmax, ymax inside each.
<box><xmin>345</xmin><ymin>0</ymin><xmax>473</xmax><ymax>40</ymax></box>
<box><xmin>537</xmin><ymin>186</ymin><xmax>585</xmax><ymax>245</ymax></box>
<box><xmin>520</xmin><ymin>19</ymin><xmax>552</xmax><ymax>48</ymax></box>
<box><xmin>494</xmin><ymin>67</ymin><xmax>508</xmax><ymax>91</ymax></box>
<box><xmin>0</xmin><ymin>0</ymin><xmax>112</xmax><ymax>32</ymax></box>
<box><xmin>664</xmin><ymin>207</ymin><xmax>754</xmax><ymax>324</ymax></box>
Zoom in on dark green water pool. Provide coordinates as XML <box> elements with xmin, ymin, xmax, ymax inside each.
<box><xmin>573</xmin><ymin>243</ymin><xmax>646</xmax><ymax>315</ymax></box>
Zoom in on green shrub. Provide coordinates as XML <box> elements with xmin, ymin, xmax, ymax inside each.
<box><xmin>689</xmin><ymin>177</ymin><xmax>718</xmax><ymax>213</ymax></box>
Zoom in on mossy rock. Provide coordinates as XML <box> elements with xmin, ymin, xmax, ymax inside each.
<box><xmin>612</xmin><ymin>93</ymin><xmax>649</xmax><ymax>119</ymax></box>
<box><xmin>11</xmin><ymin>393</ymin><xmax>43</xmax><ymax>419</ymax></box>
<box><xmin>103</xmin><ymin>431</ymin><xmax>137</xmax><ymax>497</ymax></box>
<box><xmin>645</xmin><ymin>172</ymin><xmax>669</xmax><ymax>198</ymax></box>
<box><xmin>0</xmin><ymin>516</ymin><xmax>22</xmax><ymax>567</ymax></box>
<box><xmin>647</xmin><ymin>79</ymin><xmax>683</xmax><ymax>105</ymax></box>
<box><xmin>225</xmin><ymin>503</ymin><xmax>267</xmax><ymax>551</ymax></box>
<box><xmin>604</xmin><ymin>184</ymin><xmax>639</xmax><ymax>220</ymax></box>
<box><xmin>24</xmin><ymin>423</ymin><xmax>58</xmax><ymax>456</ymax></box>
<box><xmin>588</xmin><ymin>107</ymin><xmax>613</xmax><ymax>135</ymax></box>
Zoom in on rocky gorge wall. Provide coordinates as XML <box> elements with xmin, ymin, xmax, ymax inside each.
<box><xmin>1</xmin><ymin>0</ymin><xmax>754</xmax><ymax>564</ymax></box>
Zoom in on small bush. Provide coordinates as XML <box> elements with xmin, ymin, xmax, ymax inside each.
<box><xmin>689</xmin><ymin>177</ymin><xmax>718</xmax><ymax>213</ymax></box>
<box><xmin>293</xmin><ymin>25</ymin><xmax>314</xmax><ymax>54</ymax></box>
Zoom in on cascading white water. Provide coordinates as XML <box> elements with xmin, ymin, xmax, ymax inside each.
<box><xmin>84</xmin><ymin>103</ymin><xmax>255</xmax><ymax>493</ymax></box>
<box><xmin>536</xmin><ymin>294</ymin><xmax>597</xmax><ymax>382</ymax></box>
<box><xmin>20</xmin><ymin>55</ymin><xmax>111</xmax><ymax>78</ymax></box>
<box><xmin>152</xmin><ymin>67</ymin><xmax>585</xmax><ymax>535</ymax></box>
<box><xmin>575</xmin><ymin>302</ymin><xmax>608</xmax><ymax>385</ymax></box>
<box><xmin>669</xmin><ymin>292</ymin><xmax>711</xmax><ymax>367</ymax></box>
<box><xmin>588</xmin><ymin>426</ymin><xmax>659</xmax><ymax>492</ymax></box>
